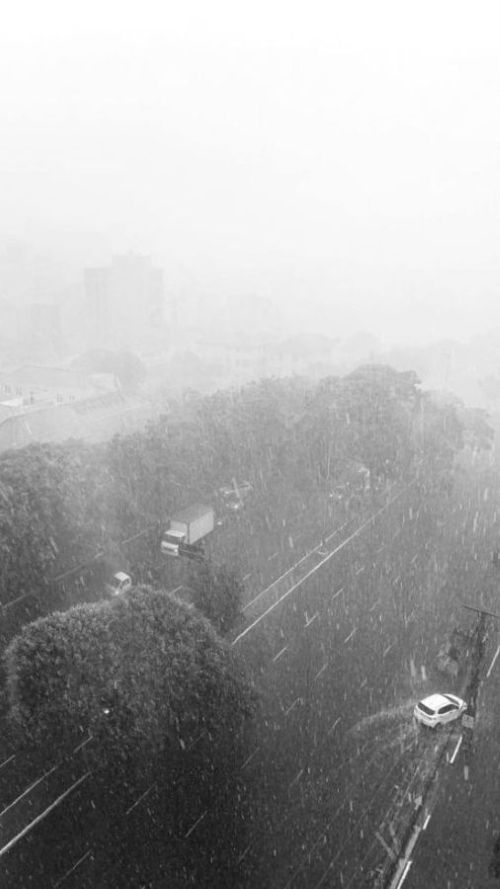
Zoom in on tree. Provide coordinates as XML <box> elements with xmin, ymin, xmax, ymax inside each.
<box><xmin>71</xmin><ymin>349</ymin><xmax>147</xmax><ymax>389</ymax></box>
<box><xmin>188</xmin><ymin>561</ymin><xmax>244</xmax><ymax>635</ymax></box>
<box><xmin>4</xmin><ymin>585</ymin><xmax>254</xmax><ymax>756</ymax></box>
<box><xmin>4</xmin><ymin>586</ymin><xmax>256</xmax><ymax>886</ymax></box>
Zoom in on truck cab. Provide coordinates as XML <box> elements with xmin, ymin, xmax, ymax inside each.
<box><xmin>160</xmin><ymin>529</ymin><xmax>186</xmax><ymax>557</ymax></box>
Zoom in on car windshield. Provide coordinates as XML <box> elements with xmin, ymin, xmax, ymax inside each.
<box><xmin>443</xmin><ymin>694</ymin><xmax>459</xmax><ymax>705</ymax></box>
<box><xmin>417</xmin><ymin>701</ymin><xmax>435</xmax><ymax>715</ymax></box>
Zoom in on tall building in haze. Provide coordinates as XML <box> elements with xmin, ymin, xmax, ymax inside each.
<box><xmin>83</xmin><ymin>253</ymin><xmax>165</xmax><ymax>352</ymax></box>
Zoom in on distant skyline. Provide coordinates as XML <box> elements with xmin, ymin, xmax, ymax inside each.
<box><xmin>1</xmin><ymin>1</ymin><xmax>499</xmax><ymax>350</ymax></box>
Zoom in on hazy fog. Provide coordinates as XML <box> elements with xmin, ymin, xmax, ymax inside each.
<box><xmin>1</xmin><ymin>0</ymin><xmax>499</xmax><ymax>346</ymax></box>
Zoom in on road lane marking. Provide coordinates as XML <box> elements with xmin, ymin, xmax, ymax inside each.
<box><xmin>328</xmin><ymin>717</ymin><xmax>341</xmax><ymax>735</ymax></box>
<box><xmin>314</xmin><ymin>662</ymin><xmax>328</xmax><ymax>681</ymax></box>
<box><xmin>72</xmin><ymin>734</ymin><xmax>93</xmax><ymax>754</ymax></box>
<box><xmin>184</xmin><ymin>810</ymin><xmax>207</xmax><ymax>838</ymax></box>
<box><xmin>289</xmin><ymin>769</ymin><xmax>304</xmax><ymax>789</ymax></box>
<box><xmin>450</xmin><ymin>735</ymin><xmax>463</xmax><ymax>764</ymax></box>
<box><xmin>241</xmin><ymin>748</ymin><xmax>259</xmax><ymax>769</ymax></box>
<box><xmin>0</xmin><ymin>772</ymin><xmax>91</xmax><ymax>860</ymax></box>
<box><xmin>397</xmin><ymin>859</ymin><xmax>413</xmax><ymax>888</ymax></box>
<box><xmin>423</xmin><ymin>813</ymin><xmax>431</xmax><ymax>830</ymax></box>
<box><xmin>272</xmin><ymin>646</ymin><xmax>288</xmax><ymax>663</ymax></box>
<box><xmin>344</xmin><ymin>628</ymin><xmax>356</xmax><ymax>644</ymax></box>
<box><xmin>53</xmin><ymin>849</ymin><xmax>93</xmax><ymax>887</ymax></box>
<box><xmin>0</xmin><ymin>754</ymin><xmax>15</xmax><ymax>771</ymax></box>
<box><xmin>487</xmin><ymin>644</ymin><xmax>500</xmax><ymax>678</ymax></box>
<box><xmin>0</xmin><ymin>766</ymin><xmax>57</xmax><ymax>819</ymax></box>
<box><xmin>285</xmin><ymin>698</ymin><xmax>301</xmax><ymax>716</ymax></box>
<box><xmin>233</xmin><ymin>489</ymin><xmax>408</xmax><ymax>644</ymax></box>
<box><xmin>125</xmin><ymin>783</ymin><xmax>155</xmax><ymax>816</ymax></box>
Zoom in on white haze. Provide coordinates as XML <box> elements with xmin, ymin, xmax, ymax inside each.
<box><xmin>0</xmin><ymin>0</ymin><xmax>499</xmax><ymax>347</ymax></box>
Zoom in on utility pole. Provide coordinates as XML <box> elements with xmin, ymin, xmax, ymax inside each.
<box><xmin>461</xmin><ymin>603</ymin><xmax>499</xmax><ymax>778</ymax></box>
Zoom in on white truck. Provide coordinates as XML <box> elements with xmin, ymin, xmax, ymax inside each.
<box><xmin>161</xmin><ymin>504</ymin><xmax>215</xmax><ymax>558</ymax></box>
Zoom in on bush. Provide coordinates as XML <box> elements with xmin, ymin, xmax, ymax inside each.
<box><xmin>188</xmin><ymin>561</ymin><xmax>244</xmax><ymax>635</ymax></box>
<box><xmin>4</xmin><ymin>585</ymin><xmax>254</xmax><ymax>760</ymax></box>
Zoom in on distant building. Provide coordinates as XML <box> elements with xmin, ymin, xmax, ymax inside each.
<box><xmin>83</xmin><ymin>253</ymin><xmax>165</xmax><ymax>351</ymax></box>
<box><xmin>24</xmin><ymin>303</ymin><xmax>63</xmax><ymax>358</ymax></box>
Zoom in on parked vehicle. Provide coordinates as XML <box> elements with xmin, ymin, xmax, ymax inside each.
<box><xmin>161</xmin><ymin>504</ymin><xmax>215</xmax><ymax>558</ymax></box>
<box><xmin>106</xmin><ymin>571</ymin><xmax>132</xmax><ymax>596</ymax></box>
<box><xmin>219</xmin><ymin>480</ymin><xmax>253</xmax><ymax>511</ymax></box>
<box><xmin>413</xmin><ymin>693</ymin><xmax>466</xmax><ymax>728</ymax></box>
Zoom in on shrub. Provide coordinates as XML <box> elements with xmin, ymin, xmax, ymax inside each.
<box><xmin>188</xmin><ymin>561</ymin><xmax>244</xmax><ymax>635</ymax></box>
<box><xmin>4</xmin><ymin>585</ymin><xmax>254</xmax><ymax>761</ymax></box>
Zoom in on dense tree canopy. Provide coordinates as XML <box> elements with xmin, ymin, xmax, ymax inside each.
<box><xmin>0</xmin><ymin>365</ymin><xmax>492</xmax><ymax>640</ymax></box>
<box><xmin>71</xmin><ymin>348</ymin><xmax>147</xmax><ymax>389</ymax></box>
<box><xmin>4</xmin><ymin>586</ymin><xmax>254</xmax><ymax>759</ymax></box>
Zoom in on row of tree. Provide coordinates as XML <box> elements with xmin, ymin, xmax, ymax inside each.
<box><xmin>0</xmin><ymin>365</ymin><xmax>492</xmax><ymax>639</ymax></box>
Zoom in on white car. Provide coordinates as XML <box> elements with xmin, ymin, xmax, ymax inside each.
<box><xmin>106</xmin><ymin>571</ymin><xmax>132</xmax><ymax>597</ymax></box>
<box><xmin>414</xmin><ymin>692</ymin><xmax>467</xmax><ymax>728</ymax></box>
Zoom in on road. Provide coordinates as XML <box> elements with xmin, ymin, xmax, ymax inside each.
<box><xmin>1</xmin><ymin>470</ymin><xmax>498</xmax><ymax>888</ymax></box>
<box><xmin>393</xmin><ymin>624</ymin><xmax>500</xmax><ymax>889</ymax></box>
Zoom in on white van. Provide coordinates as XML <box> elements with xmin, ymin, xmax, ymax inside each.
<box><xmin>106</xmin><ymin>571</ymin><xmax>132</xmax><ymax>596</ymax></box>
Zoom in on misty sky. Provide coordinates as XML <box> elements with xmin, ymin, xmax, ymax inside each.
<box><xmin>1</xmin><ymin>0</ymin><xmax>499</xmax><ymax>346</ymax></box>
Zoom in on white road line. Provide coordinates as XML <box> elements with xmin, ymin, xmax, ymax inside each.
<box><xmin>233</xmin><ymin>492</ymin><xmax>405</xmax><ymax>645</ymax></box>
<box><xmin>423</xmin><ymin>813</ymin><xmax>431</xmax><ymax>830</ymax></box>
<box><xmin>314</xmin><ymin>662</ymin><xmax>329</xmax><ymax>681</ymax></box>
<box><xmin>487</xmin><ymin>644</ymin><xmax>500</xmax><ymax>678</ymax></box>
<box><xmin>0</xmin><ymin>766</ymin><xmax>57</xmax><ymax>819</ymax></box>
<box><xmin>125</xmin><ymin>783</ymin><xmax>155</xmax><ymax>816</ymax></box>
<box><xmin>272</xmin><ymin>646</ymin><xmax>288</xmax><ymax>663</ymax></box>
<box><xmin>242</xmin><ymin>522</ymin><xmax>350</xmax><ymax>613</ymax></box>
<box><xmin>237</xmin><ymin>843</ymin><xmax>253</xmax><ymax>864</ymax></box>
<box><xmin>53</xmin><ymin>849</ymin><xmax>93</xmax><ymax>887</ymax></box>
<box><xmin>344</xmin><ymin>628</ymin><xmax>356</xmax><ymax>644</ymax></box>
<box><xmin>184</xmin><ymin>810</ymin><xmax>207</xmax><ymax>838</ymax></box>
<box><xmin>397</xmin><ymin>859</ymin><xmax>413</xmax><ymax>888</ymax></box>
<box><xmin>285</xmin><ymin>698</ymin><xmax>301</xmax><ymax>716</ymax></box>
<box><xmin>328</xmin><ymin>717</ymin><xmax>341</xmax><ymax>735</ymax></box>
<box><xmin>450</xmin><ymin>735</ymin><xmax>463</xmax><ymax>764</ymax></box>
<box><xmin>331</xmin><ymin>587</ymin><xmax>344</xmax><ymax>600</ymax></box>
<box><xmin>241</xmin><ymin>748</ymin><xmax>259</xmax><ymax>769</ymax></box>
<box><xmin>0</xmin><ymin>754</ymin><xmax>15</xmax><ymax>771</ymax></box>
<box><xmin>72</xmin><ymin>734</ymin><xmax>93</xmax><ymax>754</ymax></box>
<box><xmin>289</xmin><ymin>769</ymin><xmax>304</xmax><ymax>789</ymax></box>
<box><xmin>0</xmin><ymin>772</ymin><xmax>91</xmax><ymax>860</ymax></box>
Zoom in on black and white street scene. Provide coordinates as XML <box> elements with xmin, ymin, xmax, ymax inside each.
<box><xmin>1</xmin><ymin>2</ymin><xmax>499</xmax><ymax>887</ymax></box>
